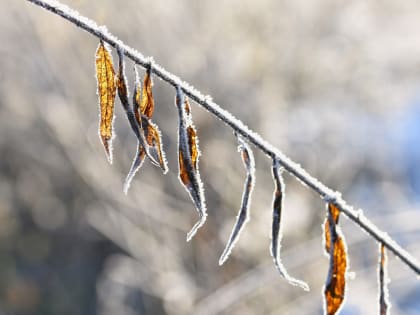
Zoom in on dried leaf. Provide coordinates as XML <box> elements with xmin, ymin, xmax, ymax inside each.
<box><xmin>116</xmin><ymin>49</ymin><xmax>130</xmax><ymax>111</ymax></box>
<box><xmin>140</xmin><ymin>69</ymin><xmax>154</xmax><ymax>119</ymax></box>
<box><xmin>133</xmin><ymin>67</ymin><xmax>142</xmax><ymax>126</ymax></box>
<box><xmin>123</xmin><ymin>66</ymin><xmax>168</xmax><ymax>193</ymax></box>
<box><xmin>176</xmin><ymin>86</ymin><xmax>207</xmax><ymax>241</ymax></box>
<box><xmin>219</xmin><ymin>136</ymin><xmax>255</xmax><ymax>265</ymax></box>
<box><xmin>324</xmin><ymin>203</ymin><xmax>348</xmax><ymax>315</ymax></box>
<box><xmin>379</xmin><ymin>243</ymin><xmax>391</xmax><ymax>315</ymax></box>
<box><xmin>142</xmin><ymin>116</ymin><xmax>168</xmax><ymax>172</ymax></box>
<box><xmin>270</xmin><ymin>159</ymin><xmax>309</xmax><ymax>290</ymax></box>
<box><xmin>124</xmin><ymin>147</ymin><xmax>146</xmax><ymax>194</ymax></box>
<box><xmin>95</xmin><ymin>41</ymin><xmax>116</xmax><ymax>163</ymax></box>
<box><xmin>324</xmin><ymin>203</ymin><xmax>340</xmax><ymax>253</ymax></box>
<box><xmin>188</xmin><ymin>126</ymin><xmax>198</xmax><ymax>169</ymax></box>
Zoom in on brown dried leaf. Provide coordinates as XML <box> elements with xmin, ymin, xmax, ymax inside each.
<box><xmin>142</xmin><ymin>117</ymin><xmax>168</xmax><ymax>172</ymax></box>
<box><xmin>324</xmin><ymin>203</ymin><xmax>340</xmax><ymax>253</ymax></box>
<box><xmin>379</xmin><ymin>243</ymin><xmax>391</xmax><ymax>315</ymax></box>
<box><xmin>95</xmin><ymin>41</ymin><xmax>116</xmax><ymax>163</ymax></box>
<box><xmin>187</xmin><ymin>126</ymin><xmax>198</xmax><ymax>170</ymax></box>
<box><xmin>140</xmin><ymin>70</ymin><xmax>154</xmax><ymax>119</ymax></box>
<box><xmin>175</xmin><ymin>86</ymin><xmax>207</xmax><ymax>241</ymax></box>
<box><xmin>324</xmin><ymin>202</ymin><xmax>348</xmax><ymax>315</ymax></box>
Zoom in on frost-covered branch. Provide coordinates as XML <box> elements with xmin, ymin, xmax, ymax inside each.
<box><xmin>25</xmin><ymin>0</ymin><xmax>420</xmax><ymax>275</ymax></box>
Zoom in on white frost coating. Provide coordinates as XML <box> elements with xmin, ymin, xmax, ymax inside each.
<box><xmin>27</xmin><ymin>0</ymin><xmax>420</xmax><ymax>275</ymax></box>
<box><xmin>219</xmin><ymin>136</ymin><xmax>255</xmax><ymax>266</ymax></box>
<box><xmin>271</xmin><ymin>160</ymin><xmax>309</xmax><ymax>291</ymax></box>
<box><xmin>175</xmin><ymin>86</ymin><xmax>207</xmax><ymax>242</ymax></box>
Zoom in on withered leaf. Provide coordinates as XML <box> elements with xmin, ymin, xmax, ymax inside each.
<box><xmin>133</xmin><ymin>67</ymin><xmax>142</xmax><ymax>127</ymax></box>
<box><xmin>142</xmin><ymin>116</ymin><xmax>168</xmax><ymax>172</ymax></box>
<box><xmin>324</xmin><ymin>203</ymin><xmax>340</xmax><ymax>253</ymax></box>
<box><xmin>140</xmin><ymin>69</ymin><xmax>154</xmax><ymax>119</ymax></box>
<box><xmin>176</xmin><ymin>85</ymin><xmax>207</xmax><ymax>241</ymax></box>
<box><xmin>219</xmin><ymin>135</ymin><xmax>255</xmax><ymax>266</ymax></box>
<box><xmin>379</xmin><ymin>243</ymin><xmax>391</xmax><ymax>315</ymax></box>
<box><xmin>324</xmin><ymin>202</ymin><xmax>348</xmax><ymax>315</ymax></box>
<box><xmin>270</xmin><ymin>159</ymin><xmax>309</xmax><ymax>290</ymax></box>
<box><xmin>95</xmin><ymin>41</ymin><xmax>116</xmax><ymax>163</ymax></box>
<box><xmin>123</xmin><ymin>66</ymin><xmax>168</xmax><ymax>193</ymax></box>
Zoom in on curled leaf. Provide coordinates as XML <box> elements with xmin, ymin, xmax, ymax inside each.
<box><xmin>219</xmin><ymin>135</ymin><xmax>255</xmax><ymax>265</ymax></box>
<box><xmin>140</xmin><ymin>68</ymin><xmax>154</xmax><ymax>119</ymax></box>
<box><xmin>133</xmin><ymin>67</ymin><xmax>142</xmax><ymax>127</ymax></box>
<box><xmin>378</xmin><ymin>243</ymin><xmax>391</xmax><ymax>315</ymax></box>
<box><xmin>141</xmin><ymin>116</ymin><xmax>168</xmax><ymax>172</ymax></box>
<box><xmin>324</xmin><ymin>203</ymin><xmax>348</xmax><ymax>315</ymax></box>
<box><xmin>123</xmin><ymin>66</ymin><xmax>168</xmax><ymax>193</ymax></box>
<box><xmin>176</xmin><ymin>86</ymin><xmax>207</xmax><ymax>241</ymax></box>
<box><xmin>270</xmin><ymin>159</ymin><xmax>309</xmax><ymax>290</ymax></box>
<box><xmin>95</xmin><ymin>41</ymin><xmax>116</xmax><ymax>163</ymax></box>
<box><xmin>324</xmin><ymin>203</ymin><xmax>340</xmax><ymax>253</ymax></box>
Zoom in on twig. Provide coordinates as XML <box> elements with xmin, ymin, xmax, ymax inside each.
<box><xmin>25</xmin><ymin>0</ymin><xmax>420</xmax><ymax>275</ymax></box>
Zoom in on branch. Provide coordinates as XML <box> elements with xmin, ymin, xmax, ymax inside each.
<box><xmin>25</xmin><ymin>0</ymin><xmax>420</xmax><ymax>275</ymax></box>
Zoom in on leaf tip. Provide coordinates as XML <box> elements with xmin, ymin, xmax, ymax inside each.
<box><xmin>186</xmin><ymin>213</ymin><xmax>207</xmax><ymax>242</ymax></box>
<box><xmin>101</xmin><ymin>135</ymin><xmax>113</xmax><ymax>164</ymax></box>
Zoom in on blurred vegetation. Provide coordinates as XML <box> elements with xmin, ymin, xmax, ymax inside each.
<box><xmin>0</xmin><ymin>0</ymin><xmax>419</xmax><ymax>314</ymax></box>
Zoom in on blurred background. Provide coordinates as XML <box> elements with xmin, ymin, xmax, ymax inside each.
<box><xmin>0</xmin><ymin>0</ymin><xmax>419</xmax><ymax>314</ymax></box>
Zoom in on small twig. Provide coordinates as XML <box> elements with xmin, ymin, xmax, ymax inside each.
<box><xmin>25</xmin><ymin>0</ymin><xmax>420</xmax><ymax>275</ymax></box>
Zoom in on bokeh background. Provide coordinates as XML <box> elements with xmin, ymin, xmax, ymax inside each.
<box><xmin>0</xmin><ymin>0</ymin><xmax>419</xmax><ymax>314</ymax></box>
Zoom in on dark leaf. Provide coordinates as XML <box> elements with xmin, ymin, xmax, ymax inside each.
<box><xmin>175</xmin><ymin>86</ymin><xmax>207</xmax><ymax>241</ymax></box>
<box><xmin>270</xmin><ymin>159</ymin><xmax>309</xmax><ymax>290</ymax></box>
<box><xmin>219</xmin><ymin>135</ymin><xmax>255</xmax><ymax>265</ymax></box>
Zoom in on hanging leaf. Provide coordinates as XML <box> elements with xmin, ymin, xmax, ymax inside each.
<box><xmin>133</xmin><ymin>67</ymin><xmax>142</xmax><ymax>127</ymax></box>
<box><xmin>378</xmin><ymin>243</ymin><xmax>391</xmax><ymax>315</ymax></box>
<box><xmin>141</xmin><ymin>116</ymin><xmax>167</xmax><ymax>172</ymax></box>
<box><xmin>95</xmin><ymin>41</ymin><xmax>116</xmax><ymax>163</ymax></box>
<box><xmin>270</xmin><ymin>159</ymin><xmax>309</xmax><ymax>290</ymax></box>
<box><xmin>219</xmin><ymin>135</ymin><xmax>255</xmax><ymax>265</ymax></box>
<box><xmin>323</xmin><ymin>203</ymin><xmax>348</xmax><ymax>315</ymax></box>
<box><xmin>140</xmin><ymin>69</ymin><xmax>154</xmax><ymax>119</ymax></box>
<box><xmin>123</xmin><ymin>66</ymin><xmax>168</xmax><ymax>193</ymax></box>
<box><xmin>324</xmin><ymin>203</ymin><xmax>340</xmax><ymax>253</ymax></box>
<box><xmin>116</xmin><ymin>49</ymin><xmax>148</xmax><ymax>149</ymax></box>
<box><xmin>176</xmin><ymin>86</ymin><xmax>207</xmax><ymax>241</ymax></box>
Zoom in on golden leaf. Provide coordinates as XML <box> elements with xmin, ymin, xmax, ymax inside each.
<box><xmin>187</xmin><ymin>126</ymin><xmax>198</xmax><ymax>170</ymax></box>
<box><xmin>140</xmin><ymin>70</ymin><xmax>154</xmax><ymax>119</ymax></box>
<box><xmin>323</xmin><ymin>202</ymin><xmax>348</xmax><ymax>315</ymax></box>
<box><xmin>95</xmin><ymin>41</ymin><xmax>116</xmax><ymax>163</ymax></box>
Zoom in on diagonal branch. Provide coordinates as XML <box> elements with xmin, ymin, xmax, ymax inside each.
<box><xmin>25</xmin><ymin>0</ymin><xmax>420</xmax><ymax>275</ymax></box>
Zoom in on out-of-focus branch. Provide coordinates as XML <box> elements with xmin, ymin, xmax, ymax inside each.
<box><xmin>25</xmin><ymin>0</ymin><xmax>420</xmax><ymax>275</ymax></box>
